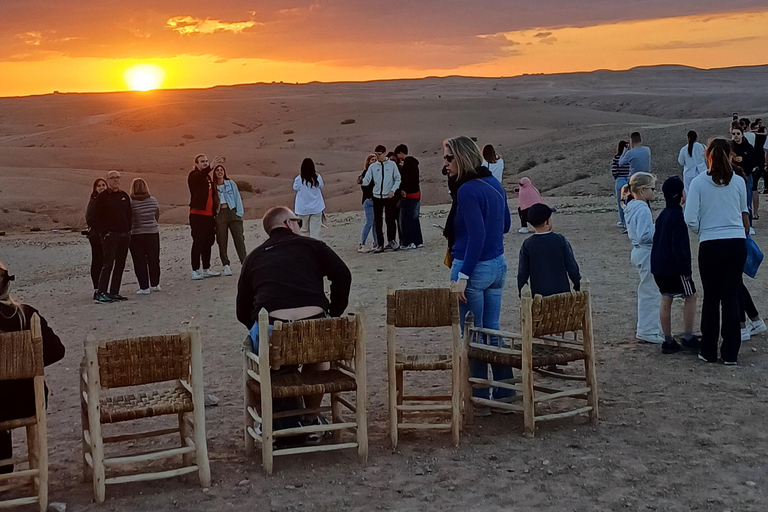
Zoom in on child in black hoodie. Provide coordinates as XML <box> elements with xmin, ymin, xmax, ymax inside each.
<box><xmin>651</xmin><ymin>177</ymin><xmax>699</xmax><ymax>354</ymax></box>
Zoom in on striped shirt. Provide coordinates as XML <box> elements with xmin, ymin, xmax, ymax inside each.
<box><xmin>611</xmin><ymin>155</ymin><xmax>630</xmax><ymax>179</ymax></box>
<box><xmin>131</xmin><ymin>196</ymin><xmax>159</xmax><ymax>235</ymax></box>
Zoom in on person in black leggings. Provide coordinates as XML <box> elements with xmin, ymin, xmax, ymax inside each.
<box><xmin>86</xmin><ymin>178</ymin><xmax>107</xmax><ymax>300</ymax></box>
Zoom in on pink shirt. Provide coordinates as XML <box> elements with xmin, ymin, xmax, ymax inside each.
<box><xmin>518</xmin><ymin>177</ymin><xmax>543</xmax><ymax>210</ymax></box>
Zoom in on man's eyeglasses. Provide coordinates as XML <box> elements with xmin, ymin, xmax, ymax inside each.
<box><xmin>288</xmin><ymin>217</ymin><xmax>303</xmax><ymax>228</ymax></box>
<box><xmin>443</xmin><ymin>154</ymin><xmax>455</xmax><ymax>163</ymax></box>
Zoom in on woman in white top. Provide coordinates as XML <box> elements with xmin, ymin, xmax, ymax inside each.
<box><xmin>677</xmin><ymin>131</ymin><xmax>707</xmax><ymax>193</ymax></box>
<box><xmin>293</xmin><ymin>158</ymin><xmax>326</xmax><ymax>240</ymax></box>
<box><xmin>213</xmin><ymin>165</ymin><xmax>246</xmax><ymax>276</ymax></box>
<box><xmin>481</xmin><ymin>144</ymin><xmax>504</xmax><ymax>184</ymax></box>
<box><xmin>684</xmin><ymin>138</ymin><xmax>749</xmax><ymax>364</ymax></box>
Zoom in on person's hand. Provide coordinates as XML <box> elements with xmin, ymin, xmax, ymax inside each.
<box><xmin>401</xmin><ymin>190</ymin><xmax>407</xmax><ymax>197</ymax></box>
<box><xmin>387</xmin><ymin>191</ymin><xmax>394</xmax><ymax>199</ymax></box>
<box><xmin>356</xmin><ymin>175</ymin><xmax>363</xmax><ymax>185</ymax></box>
<box><xmin>734</xmin><ymin>156</ymin><xmax>743</xmax><ymax>163</ymax></box>
<box><xmin>454</xmin><ymin>279</ymin><xmax>468</xmax><ymax>303</ymax></box>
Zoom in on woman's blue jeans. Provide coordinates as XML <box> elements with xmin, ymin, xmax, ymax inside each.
<box><xmin>451</xmin><ymin>254</ymin><xmax>514</xmax><ymax>400</ymax></box>
<box><xmin>361</xmin><ymin>198</ymin><xmax>378</xmax><ymax>245</ymax></box>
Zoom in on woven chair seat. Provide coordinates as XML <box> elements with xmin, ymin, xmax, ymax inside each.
<box><xmin>395</xmin><ymin>353</ymin><xmax>452</xmax><ymax>371</ymax></box>
<box><xmin>468</xmin><ymin>344</ymin><xmax>584</xmax><ymax>369</ymax></box>
<box><xmin>247</xmin><ymin>369</ymin><xmax>357</xmax><ymax>399</ymax></box>
<box><xmin>99</xmin><ymin>387</ymin><xmax>193</xmax><ymax>423</ymax></box>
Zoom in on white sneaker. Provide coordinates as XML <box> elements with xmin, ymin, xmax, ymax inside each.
<box><xmin>750</xmin><ymin>318</ymin><xmax>767</xmax><ymax>335</ymax></box>
<box><xmin>416</xmin><ymin>244</ymin><xmax>424</xmax><ymax>248</ymax></box>
<box><xmin>357</xmin><ymin>243</ymin><xmax>368</xmax><ymax>253</ymax></box>
<box><xmin>616</xmin><ymin>221</ymin><xmax>625</xmax><ymax>227</ymax></box>
<box><xmin>191</xmin><ymin>270</ymin><xmax>204</xmax><ymax>280</ymax></box>
<box><xmin>636</xmin><ymin>333</ymin><xmax>665</xmax><ymax>344</ymax></box>
<box><xmin>136</xmin><ymin>288</ymin><xmax>150</xmax><ymax>295</ymax></box>
<box><xmin>202</xmin><ymin>268</ymin><xmax>221</xmax><ymax>278</ymax></box>
<box><xmin>223</xmin><ymin>265</ymin><xmax>232</xmax><ymax>276</ymax></box>
<box><xmin>401</xmin><ymin>243</ymin><xmax>417</xmax><ymax>250</ymax></box>
<box><xmin>151</xmin><ymin>285</ymin><xmax>162</xmax><ymax>292</ymax></box>
<box><xmin>389</xmin><ymin>241</ymin><xmax>400</xmax><ymax>251</ymax></box>
<box><xmin>518</xmin><ymin>227</ymin><xmax>529</xmax><ymax>234</ymax></box>
<box><xmin>741</xmin><ymin>327</ymin><xmax>751</xmax><ymax>342</ymax></box>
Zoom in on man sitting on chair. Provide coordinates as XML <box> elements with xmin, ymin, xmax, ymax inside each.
<box><xmin>236</xmin><ymin>206</ymin><xmax>352</xmax><ymax>439</ymax></box>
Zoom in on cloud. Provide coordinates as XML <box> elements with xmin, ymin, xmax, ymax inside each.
<box><xmin>166</xmin><ymin>16</ymin><xmax>257</xmax><ymax>35</ymax></box>
<box><xmin>636</xmin><ymin>36</ymin><xmax>758</xmax><ymax>50</ymax></box>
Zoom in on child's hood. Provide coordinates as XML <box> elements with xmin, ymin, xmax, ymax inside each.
<box><xmin>624</xmin><ymin>199</ymin><xmax>651</xmax><ymax>220</ymax></box>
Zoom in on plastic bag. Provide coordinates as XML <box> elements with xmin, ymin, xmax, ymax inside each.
<box><xmin>744</xmin><ymin>235</ymin><xmax>763</xmax><ymax>279</ymax></box>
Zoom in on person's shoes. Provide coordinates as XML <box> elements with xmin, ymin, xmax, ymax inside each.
<box><xmin>108</xmin><ymin>294</ymin><xmax>128</xmax><ymax>301</ymax></box>
<box><xmin>389</xmin><ymin>241</ymin><xmax>400</xmax><ymax>251</ymax></box>
<box><xmin>636</xmin><ymin>333</ymin><xmax>665</xmax><ymax>344</ymax></box>
<box><xmin>401</xmin><ymin>243</ymin><xmax>417</xmax><ymax>250</ymax></box>
<box><xmin>191</xmin><ymin>270</ymin><xmax>204</xmax><ymax>280</ymax></box>
<box><xmin>94</xmin><ymin>292</ymin><xmax>113</xmax><ymax>304</ymax></box>
<box><xmin>741</xmin><ymin>326</ymin><xmax>751</xmax><ymax>342</ymax></box>
<box><xmin>723</xmin><ymin>360</ymin><xmax>738</xmax><ymax>366</ymax></box>
<box><xmin>151</xmin><ymin>285</ymin><xmax>162</xmax><ymax>292</ymax></box>
<box><xmin>416</xmin><ymin>244</ymin><xmax>424</xmax><ymax>248</ymax></box>
<box><xmin>750</xmin><ymin>227</ymin><xmax>756</xmax><ymax>235</ymax></box>
<box><xmin>698</xmin><ymin>353</ymin><xmax>717</xmax><ymax>363</ymax></box>
<box><xmin>661</xmin><ymin>339</ymin><xmax>682</xmax><ymax>354</ymax></box>
<box><xmin>518</xmin><ymin>227</ymin><xmax>529</xmax><ymax>234</ymax></box>
<box><xmin>202</xmin><ymin>268</ymin><xmax>221</xmax><ymax>278</ymax></box>
<box><xmin>223</xmin><ymin>265</ymin><xmax>232</xmax><ymax>276</ymax></box>
<box><xmin>621</xmin><ymin>228</ymin><xmax>628</xmax><ymax>234</ymax></box>
<box><xmin>680</xmin><ymin>335</ymin><xmax>701</xmax><ymax>352</ymax></box>
<box><xmin>357</xmin><ymin>243</ymin><xmax>369</xmax><ymax>253</ymax></box>
<box><xmin>749</xmin><ymin>318</ymin><xmax>767</xmax><ymax>335</ymax></box>
<box><xmin>301</xmin><ymin>415</ymin><xmax>330</xmax><ymax>445</ymax></box>
<box><xmin>93</xmin><ymin>291</ymin><xmax>99</xmax><ymax>301</ymax></box>
<box><xmin>136</xmin><ymin>288</ymin><xmax>150</xmax><ymax>295</ymax></box>
<box><xmin>616</xmin><ymin>221</ymin><xmax>625</xmax><ymax>227</ymax></box>
<box><xmin>374</xmin><ymin>245</ymin><xmax>384</xmax><ymax>253</ymax></box>
<box><xmin>473</xmin><ymin>406</ymin><xmax>492</xmax><ymax>418</ymax></box>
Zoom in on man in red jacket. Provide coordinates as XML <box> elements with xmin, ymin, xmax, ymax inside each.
<box><xmin>188</xmin><ymin>154</ymin><xmax>221</xmax><ymax>280</ymax></box>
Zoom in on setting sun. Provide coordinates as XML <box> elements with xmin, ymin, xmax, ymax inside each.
<box><xmin>124</xmin><ymin>64</ymin><xmax>165</xmax><ymax>91</ymax></box>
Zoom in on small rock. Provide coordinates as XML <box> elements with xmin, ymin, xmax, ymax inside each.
<box><xmin>238</xmin><ymin>479</ymin><xmax>250</xmax><ymax>487</ymax></box>
<box><xmin>746</xmin><ymin>481</ymin><xmax>757</xmax><ymax>487</ymax></box>
<box><xmin>415</xmin><ymin>468</ymin><xmax>425</xmax><ymax>476</ymax></box>
<box><xmin>752</xmin><ymin>347</ymin><xmax>758</xmax><ymax>353</ymax></box>
<box><xmin>285</xmin><ymin>485</ymin><xmax>296</xmax><ymax>490</ymax></box>
<box><xmin>542</xmin><ymin>460</ymin><xmax>550</xmax><ymax>466</ymax></box>
<box><xmin>48</xmin><ymin>503</ymin><xmax>67</xmax><ymax>512</ymax></box>
<box><xmin>205</xmin><ymin>394</ymin><xmax>220</xmax><ymax>407</ymax></box>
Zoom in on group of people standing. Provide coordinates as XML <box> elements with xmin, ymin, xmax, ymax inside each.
<box><xmin>618</xmin><ymin>116</ymin><xmax>768</xmax><ymax>365</ymax></box>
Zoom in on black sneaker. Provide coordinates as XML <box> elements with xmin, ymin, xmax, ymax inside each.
<box><xmin>680</xmin><ymin>335</ymin><xmax>701</xmax><ymax>352</ymax></box>
<box><xmin>661</xmin><ymin>339</ymin><xmax>682</xmax><ymax>354</ymax></box>
<box><xmin>93</xmin><ymin>291</ymin><xmax>99</xmax><ymax>301</ymax></box>
<box><xmin>94</xmin><ymin>293</ymin><xmax>113</xmax><ymax>304</ymax></box>
<box><xmin>108</xmin><ymin>294</ymin><xmax>128</xmax><ymax>301</ymax></box>
<box><xmin>301</xmin><ymin>415</ymin><xmax>330</xmax><ymax>445</ymax></box>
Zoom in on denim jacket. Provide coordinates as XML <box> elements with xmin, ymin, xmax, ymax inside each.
<box><xmin>217</xmin><ymin>180</ymin><xmax>244</xmax><ymax>218</ymax></box>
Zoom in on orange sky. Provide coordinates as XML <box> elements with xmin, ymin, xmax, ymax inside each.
<box><xmin>1</xmin><ymin>4</ymin><xmax>767</xmax><ymax>97</ymax></box>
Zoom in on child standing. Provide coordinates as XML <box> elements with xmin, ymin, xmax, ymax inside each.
<box><xmin>623</xmin><ymin>172</ymin><xmax>664</xmax><ymax>343</ymax></box>
<box><xmin>517</xmin><ymin>203</ymin><xmax>581</xmax><ymax>296</ymax></box>
<box><xmin>650</xmin><ymin>177</ymin><xmax>699</xmax><ymax>354</ymax></box>
<box><xmin>517</xmin><ymin>177</ymin><xmax>543</xmax><ymax>234</ymax></box>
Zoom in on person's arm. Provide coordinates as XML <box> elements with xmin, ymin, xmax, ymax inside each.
<box><xmin>672</xmin><ymin>216</ymin><xmax>692</xmax><ymax>277</ymax></box>
<box><xmin>292</xmin><ymin>175</ymin><xmax>302</xmax><ymax>192</ymax></box>
<box><xmin>611</xmin><ymin>157</ymin><xmax>620</xmax><ymax>179</ymax></box>
<box><xmin>563</xmin><ymin>237</ymin><xmax>582</xmax><ymax>291</ymax></box>
<box><xmin>678</xmin><ymin>147</ymin><xmax>686</xmax><ymax>167</ymax></box>
<box><xmin>455</xmin><ymin>187</ymin><xmax>486</xmax><ymax>280</ymax></box>
<box><xmin>361</xmin><ymin>165</ymin><xmax>373</xmax><ymax>186</ymax></box>
<box><xmin>86</xmin><ymin>198</ymin><xmax>96</xmax><ymax>228</ymax></box>
<box><xmin>683</xmin><ymin>183</ymin><xmax>701</xmax><ymax>234</ymax></box>
<box><xmin>637</xmin><ymin>208</ymin><xmax>655</xmax><ymax>245</ymax></box>
<box><xmin>92</xmin><ymin>193</ymin><xmax>105</xmax><ymax>234</ymax></box>
<box><xmin>155</xmin><ymin>198</ymin><xmax>161</xmax><ymax>222</ymax></box>
<box><xmin>317</xmin><ymin>175</ymin><xmax>324</xmax><ymax>190</ymax></box>
<box><xmin>318</xmin><ymin>244</ymin><xmax>352</xmax><ymax>317</ymax></box>
<box><xmin>618</xmin><ymin>149</ymin><xmax>630</xmax><ymax>166</ymax></box>
<box><xmin>236</xmin><ymin>263</ymin><xmax>256</xmax><ymax>329</ymax></box>
<box><xmin>503</xmin><ymin>195</ymin><xmax>512</xmax><ymax>234</ymax></box>
<box><xmin>517</xmin><ymin>243</ymin><xmax>529</xmax><ymax>297</ymax></box>
<box><xmin>24</xmin><ymin>307</ymin><xmax>65</xmax><ymax>366</ymax></box>
<box><xmin>231</xmin><ymin>182</ymin><xmax>245</xmax><ymax>218</ymax></box>
<box><xmin>126</xmin><ymin>194</ymin><xmax>132</xmax><ymax>229</ymax></box>
<box><xmin>391</xmin><ymin>163</ymin><xmax>402</xmax><ymax>193</ymax></box>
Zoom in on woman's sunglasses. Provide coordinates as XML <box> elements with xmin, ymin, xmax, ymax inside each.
<box><xmin>443</xmin><ymin>154</ymin><xmax>455</xmax><ymax>163</ymax></box>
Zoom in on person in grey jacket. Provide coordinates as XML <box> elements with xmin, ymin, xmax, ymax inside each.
<box><xmin>362</xmin><ymin>144</ymin><xmax>402</xmax><ymax>252</ymax></box>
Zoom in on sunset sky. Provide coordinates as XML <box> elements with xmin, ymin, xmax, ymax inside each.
<box><xmin>2</xmin><ymin>1</ymin><xmax>768</xmax><ymax>97</ymax></box>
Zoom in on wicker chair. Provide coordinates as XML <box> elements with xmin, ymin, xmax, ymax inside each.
<box><xmin>244</xmin><ymin>309</ymin><xmax>368</xmax><ymax>475</ymax></box>
<box><xmin>461</xmin><ymin>280</ymin><xmax>599</xmax><ymax>437</ymax></box>
<box><xmin>80</xmin><ymin>321</ymin><xmax>211</xmax><ymax>502</ymax></box>
<box><xmin>386</xmin><ymin>286</ymin><xmax>463</xmax><ymax>448</ymax></box>
<box><xmin>0</xmin><ymin>314</ymin><xmax>48</xmax><ymax>511</ymax></box>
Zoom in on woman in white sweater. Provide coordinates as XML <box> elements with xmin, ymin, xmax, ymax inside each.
<box><xmin>677</xmin><ymin>131</ymin><xmax>707</xmax><ymax>193</ymax></box>
<box><xmin>623</xmin><ymin>172</ymin><xmax>664</xmax><ymax>343</ymax></box>
<box><xmin>481</xmin><ymin>144</ymin><xmax>504</xmax><ymax>183</ymax></box>
<box><xmin>684</xmin><ymin>138</ymin><xmax>749</xmax><ymax>364</ymax></box>
<box><xmin>293</xmin><ymin>158</ymin><xmax>326</xmax><ymax>240</ymax></box>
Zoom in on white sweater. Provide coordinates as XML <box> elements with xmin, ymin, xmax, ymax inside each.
<box><xmin>482</xmin><ymin>159</ymin><xmax>504</xmax><ymax>183</ymax></box>
<box><xmin>684</xmin><ymin>173</ymin><xmax>747</xmax><ymax>242</ymax></box>
<box><xmin>677</xmin><ymin>142</ymin><xmax>707</xmax><ymax>182</ymax></box>
<box><xmin>293</xmin><ymin>175</ymin><xmax>325</xmax><ymax>216</ymax></box>
<box><xmin>624</xmin><ymin>199</ymin><xmax>654</xmax><ymax>250</ymax></box>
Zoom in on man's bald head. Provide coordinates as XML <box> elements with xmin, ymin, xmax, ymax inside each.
<box><xmin>262</xmin><ymin>206</ymin><xmax>295</xmax><ymax>235</ymax></box>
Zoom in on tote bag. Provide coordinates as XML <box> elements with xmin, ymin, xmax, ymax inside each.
<box><xmin>744</xmin><ymin>235</ymin><xmax>764</xmax><ymax>279</ymax></box>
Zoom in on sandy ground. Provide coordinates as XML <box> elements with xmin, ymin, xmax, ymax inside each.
<box><xmin>2</xmin><ymin>197</ymin><xmax>768</xmax><ymax>511</ymax></box>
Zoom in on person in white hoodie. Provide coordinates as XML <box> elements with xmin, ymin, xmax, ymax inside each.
<box><xmin>677</xmin><ymin>131</ymin><xmax>707</xmax><ymax>193</ymax></box>
<box><xmin>684</xmin><ymin>138</ymin><xmax>749</xmax><ymax>365</ymax></box>
<box><xmin>623</xmin><ymin>172</ymin><xmax>664</xmax><ymax>343</ymax></box>
<box><xmin>293</xmin><ymin>158</ymin><xmax>326</xmax><ymax>240</ymax></box>
<box><xmin>362</xmin><ymin>144</ymin><xmax>402</xmax><ymax>252</ymax></box>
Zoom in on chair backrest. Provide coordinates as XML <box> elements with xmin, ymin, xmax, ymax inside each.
<box><xmin>269</xmin><ymin>315</ymin><xmax>359</xmax><ymax>368</ymax></box>
<box><xmin>0</xmin><ymin>313</ymin><xmax>44</xmax><ymax>381</ymax></box>
<box><xmin>96</xmin><ymin>333</ymin><xmax>191</xmax><ymax>389</ymax></box>
<box><xmin>530</xmin><ymin>290</ymin><xmax>590</xmax><ymax>338</ymax></box>
<box><xmin>387</xmin><ymin>288</ymin><xmax>459</xmax><ymax>328</ymax></box>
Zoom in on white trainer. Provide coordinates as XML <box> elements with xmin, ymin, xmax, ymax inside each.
<box><xmin>224</xmin><ymin>265</ymin><xmax>232</xmax><ymax>276</ymax></box>
<box><xmin>750</xmin><ymin>318</ymin><xmax>767</xmax><ymax>335</ymax></box>
<box><xmin>741</xmin><ymin>327</ymin><xmax>751</xmax><ymax>342</ymax></box>
<box><xmin>636</xmin><ymin>333</ymin><xmax>665</xmax><ymax>344</ymax></box>
<box><xmin>136</xmin><ymin>288</ymin><xmax>150</xmax><ymax>295</ymax></box>
<box><xmin>151</xmin><ymin>285</ymin><xmax>162</xmax><ymax>292</ymax></box>
<box><xmin>202</xmin><ymin>268</ymin><xmax>221</xmax><ymax>278</ymax></box>
<box><xmin>191</xmin><ymin>270</ymin><xmax>204</xmax><ymax>280</ymax></box>
<box><xmin>357</xmin><ymin>243</ymin><xmax>368</xmax><ymax>253</ymax></box>
<box><xmin>518</xmin><ymin>227</ymin><xmax>529</xmax><ymax>234</ymax></box>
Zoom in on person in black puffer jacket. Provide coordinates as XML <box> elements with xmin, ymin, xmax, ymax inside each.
<box><xmin>86</xmin><ymin>178</ymin><xmax>107</xmax><ymax>299</ymax></box>
<box><xmin>395</xmin><ymin>144</ymin><xmax>424</xmax><ymax>249</ymax></box>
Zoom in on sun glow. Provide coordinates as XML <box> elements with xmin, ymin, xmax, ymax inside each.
<box><xmin>124</xmin><ymin>64</ymin><xmax>165</xmax><ymax>91</ymax></box>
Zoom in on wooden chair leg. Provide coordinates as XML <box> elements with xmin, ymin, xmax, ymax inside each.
<box><xmin>35</xmin><ymin>417</ymin><xmax>48</xmax><ymax>512</ymax></box>
<box><xmin>261</xmin><ymin>393</ymin><xmax>274</xmax><ymax>475</ymax></box>
<box><xmin>179</xmin><ymin>413</ymin><xmax>192</xmax><ymax>466</ymax></box>
<box><xmin>80</xmin><ymin>372</ymin><xmax>92</xmax><ymax>483</ymax></box>
<box><xmin>584</xmin><ymin>357</ymin><xmax>599</xmax><ymax>424</ymax></box>
<box><xmin>356</xmin><ymin>377</ymin><xmax>368</xmax><ymax>464</ymax></box>
<box><xmin>395</xmin><ymin>369</ymin><xmax>404</xmax><ymax>424</ymax></box>
<box><xmin>387</xmin><ymin>323</ymin><xmax>398</xmax><ymax>450</ymax></box>
<box><xmin>26</xmin><ymin>424</ymin><xmax>39</xmax><ymax>473</ymax></box>
<box><xmin>331</xmin><ymin>393</ymin><xmax>343</xmax><ymax>443</ymax></box>
<box><xmin>188</xmin><ymin>321</ymin><xmax>211</xmax><ymax>488</ymax></box>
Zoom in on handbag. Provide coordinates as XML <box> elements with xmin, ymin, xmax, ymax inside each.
<box><xmin>443</xmin><ymin>247</ymin><xmax>453</xmax><ymax>269</ymax></box>
<box><xmin>744</xmin><ymin>235</ymin><xmax>764</xmax><ymax>279</ymax></box>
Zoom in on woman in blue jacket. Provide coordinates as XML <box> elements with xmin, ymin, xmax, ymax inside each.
<box><xmin>444</xmin><ymin>135</ymin><xmax>512</xmax><ymax>415</ymax></box>
<box><xmin>213</xmin><ymin>165</ymin><xmax>246</xmax><ymax>276</ymax></box>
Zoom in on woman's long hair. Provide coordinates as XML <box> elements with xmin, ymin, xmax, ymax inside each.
<box><xmin>629</xmin><ymin>172</ymin><xmax>656</xmax><ymax>195</ymax></box>
<box><xmin>482</xmin><ymin>144</ymin><xmax>498</xmax><ymax>164</ymax></box>
<box><xmin>687</xmin><ymin>131</ymin><xmax>698</xmax><ymax>157</ymax></box>
<box><xmin>131</xmin><ymin>178</ymin><xmax>150</xmax><ymax>198</ymax></box>
<box><xmin>0</xmin><ymin>263</ymin><xmax>25</xmax><ymax>329</ymax></box>
<box><xmin>300</xmin><ymin>158</ymin><xmax>319</xmax><ymax>187</ymax></box>
<box><xmin>363</xmin><ymin>154</ymin><xmax>376</xmax><ymax>170</ymax></box>
<box><xmin>213</xmin><ymin>165</ymin><xmax>229</xmax><ymax>185</ymax></box>
<box><xmin>91</xmin><ymin>178</ymin><xmax>107</xmax><ymax>199</ymax></box>
<box><xmin>443</xmin><ymin>136</ymin><xmax>483</xmax><ymax>181</ymax></box>
<box><xmin>706</xmin><ymin>138</ymin><xmax>734</xmax><ymax>186</ymax></box>
<box><xmin>616</xmin><ymin>140</ymin><xmax>628</xmax><ymax>157</ymax></box>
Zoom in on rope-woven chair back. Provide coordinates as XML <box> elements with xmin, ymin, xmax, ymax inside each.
<box><xmin>0</xmin><ymin>328</ymin><xmax>43</xmax><ymax>381</ymax></box>
<box><xmin>97</xmin><ymin>334</ymin><xmax>191</xmax><ymax>389</ymax></box>
<box><xmin>531</xmin><ymin>290</ymin><xmax>589</xmax><ymax>338</ymax></box>
<box><xmin>387</xmin><ymin>288</ymin><xmax>458</xmax><ymax>328</ymax></box>
<box><xmin>269</xmin><ymin>315</ymin><xmax>358</xmax><ymax>368</ymax></box>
